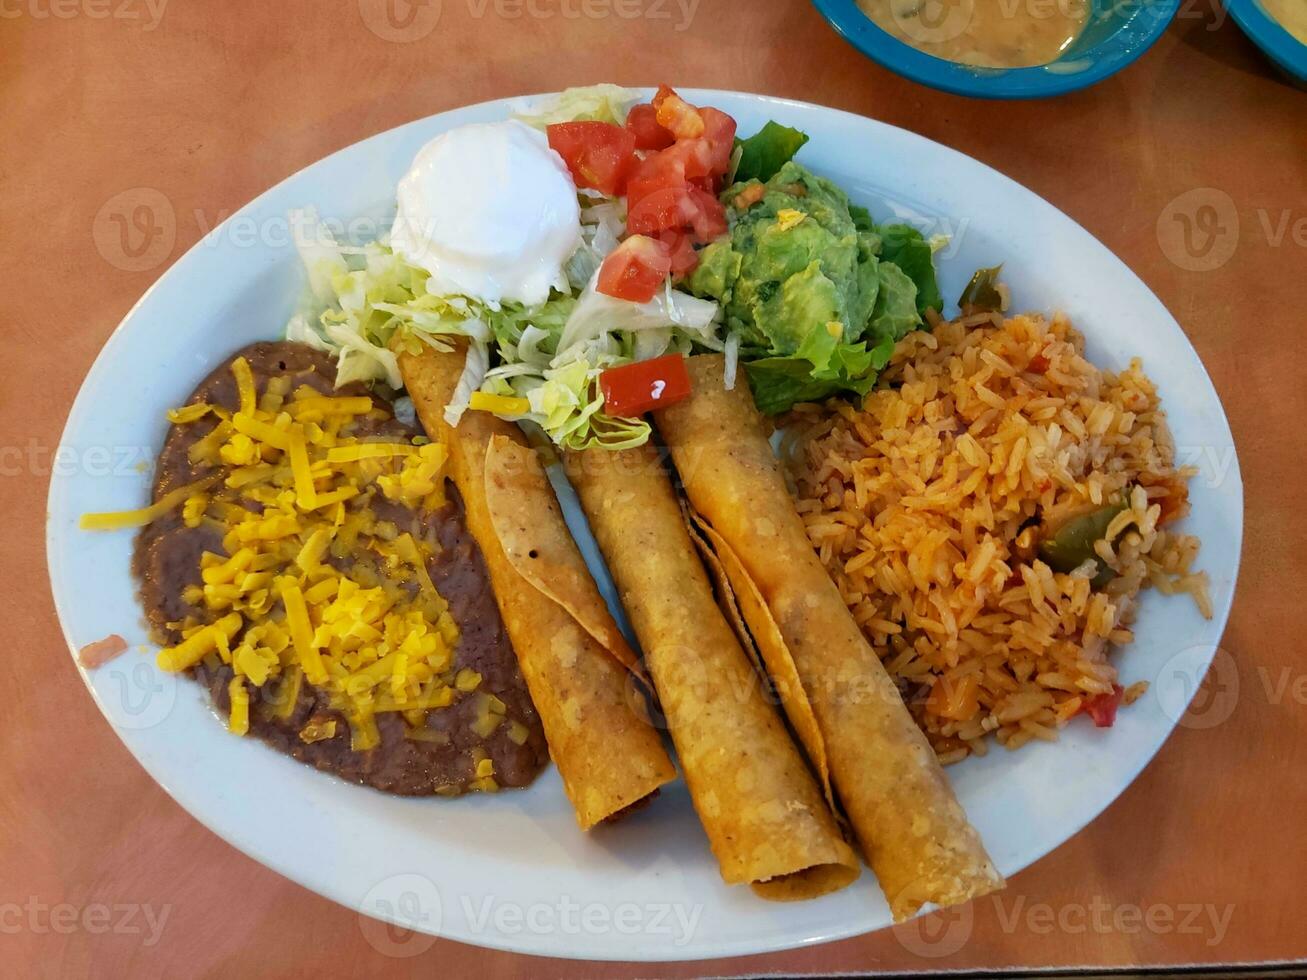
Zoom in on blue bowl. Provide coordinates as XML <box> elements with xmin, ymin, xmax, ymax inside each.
<box><xmin>1226</xmin><ymin>0</ymin><xmax>1307</xmax><ymax>84</ymax></box>
<box><xmin>811</xmin><ymin>0</ymin><xmax>1181</xmax><ymax>99</ymax></box>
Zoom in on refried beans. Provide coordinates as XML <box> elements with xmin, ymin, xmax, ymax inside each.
<box><xmin>132</xmin><ymin>341</ymin><xmax>548</xmax><ymax>795</ymax></box>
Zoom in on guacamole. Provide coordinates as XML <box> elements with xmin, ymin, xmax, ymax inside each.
<box><xmin>688</xmin><ymin>161</ymin><xmax>942</xmax><ymax>414</ymax></box>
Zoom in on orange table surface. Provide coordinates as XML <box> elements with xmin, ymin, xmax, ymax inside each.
<box><xmin>4</xmin><ymin>1</ymin><xmax>1305</xmax><ymax>975</ymax></box>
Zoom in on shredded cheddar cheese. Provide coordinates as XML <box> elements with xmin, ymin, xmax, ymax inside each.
<box><xmin>776</xmin><ymin>208</ymin><xmax>806</xmax><ymax>231</ymax></box>
<box><xmin>228</xmin><ymin>676</ymin><xmax>250</xmax><ymax>735</ymax></box>
<box><xmin>80</xmin><ymin>476</ymin><xmax>219</xmax><ymax>531</ymax></box>
<box><xmin>468</xmin><ymin>391</ymin><xmax>531</xmax><ymax>416</ymax></box>
<box><xmin>89</xmin><ymin>356</ymin><xmax>466</xmax><ymax>752</ymax></box>
<box><xmin>167</xmin><ymin>403</ymin><xmax>211</xmax><ymax>425</ymax></box>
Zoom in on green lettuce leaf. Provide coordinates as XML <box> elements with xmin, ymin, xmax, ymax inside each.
<box><xmin>745</xmin><ymin>337</ymin><xmax>894</xmax><ymax>415</ymax></box>
<box><xmin>848</xmin><ymin>204</ymin><xmax>876</xmax><ymax>232</ymax></box>
<box><xmin>733</xmin><ymin>121</ymin><xmax>810</xmax><ymax>183</ymax></box>
<box><xmin>878</xmin><ymin>224</ymin><xmax>943</xmax><ymax>315</ymax></box>
<box><xmin>869</xmin><ymin>261</ymin><xmax>921</xmax><ymax>343</ymax></box>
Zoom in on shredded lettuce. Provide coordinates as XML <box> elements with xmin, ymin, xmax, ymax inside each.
<box><xmin>444</xmin><ymin>337</ymin><xmax>489</xmax><ymax>427</ymax></box>
<box><xmin>287</xmin><ymin>220</ymin><xmax>486</xmax><ymax>389</ymax></box>
<box><xmin>290</xmin><ymin>207</ymin><xmax>350</xmax><ymax>309</ymax></box>
<box><xmin>473</xmin><ymin>275</ymin><xmax>718</xmax><ymax>449</ymax></box>
<box><xmin>484</xmin><ymin>357</ymin><xmax>651</xmax><ymax>450</ymax></box>
<box><xmin>723</xmin><ymin>332</ymin><xmax>740</xmax><ymax>391</ymax></box>
<box><xmin>285</xmin><ymin>97</ymin><xmax>951</xmax><ymax>447</ymax></box>
<box><xmin>565</xmin><ymin>198</ymin><xmax>625</xmax><ymax>291</ymax></box>
<box><xmin>284</xmin><ymin>199</ymin><xmax>687</xmax><ymax>449</ymax></box>
<box><xmin>560</xmin><ymin>275</ymin><xmax>720</xmax><ymax>354</ymax></box>
<box><xmin>514</xmin><ymin>84</ymin><xmax>638</xmax><ymax>129</ymax></box>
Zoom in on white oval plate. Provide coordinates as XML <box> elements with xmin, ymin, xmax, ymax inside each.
<box><xmin>47</xmin><ymin>90</ymin><xmax>1242</xmax><ymax>961</ymax></box>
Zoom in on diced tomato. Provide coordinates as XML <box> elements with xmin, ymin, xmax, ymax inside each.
<box><xmin>656</xmin><ymin>229</ymin><xmax>699</xmax><ymax>278</ymax></box>
<box><xmin>685</xmin><ymin>185</ymin><xmax>727</xmax><ymax>243</ymax></box>
<box><xmin>625</xmin><ymin>102</ymin><xmax>674</xmax><ymax>151</ymax></box>
<box><xmin>1156</xmin><ymin>485</ymin><xmax>1190</xmax><ymax>526</ymax></box>
<box><xmin>699</xmin><ymin>106</ymin><xmax>737</xmax><ymax>176</ymax></box>
<box><xmin>653</xmin><ymin>85</ymin><xmax>704</xmax><ymax>140</ymax></box>
<box><xmin>628</xmin><ymin>185</ymin><xmax>726</xmax><ymax>245</ymax></box>
<box><xmin>599</xmin><ymin>354</ymin><xmax>692</xmax><ymax>418</ymax></box>
<box><xmin>732</xmin><ymin>182</ymin><xmax>766</xmax><ymax>209</ymax></box>
<box><xmin>621</xmin><ymin>88</ymin><xmax>736</xmax><ymax>252</ymax></box>
<box><xmin>624</xmin><ymin>153</ymin><xmax>679</xmax><ymax>212</ymax></box>
<box><xmin>78</xmin><ymin>633</ymin><xmax>128</xmax><ymax>669</ymax></box>
<box><xmin>1082</xmin><ymin>684</ymin><xmax>1125</xmax><ymax>728</ymax></box>
<box><xmin>625</xmin><ymin>145</ymin><xmax>710</xmax><ymax>204</ymax></box>
<box><xmin>546</xmin><ymin>121</ymin><xmax>636</xmax><ymax>197</ymax></box>
<box><xmin>596</xmin><ymin>235</ymin><xmax>672</xmax><ymax>303</ymax></box>
<box><xmin>627</xmin><ymin>186</ymin><xmax>690</xmax><ymax>236</ymax></box>
<box><xmin>661</xmin><ymin>137</ymin><xmax>716</xmax><ymax>180</ymax></box>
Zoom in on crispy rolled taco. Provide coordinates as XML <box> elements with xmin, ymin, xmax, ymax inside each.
<box><xmin>564</xmin><ymin>443</ymin><xmax>859</xmax><ymax>899</ymax></box>
<box><xmin>399</xmin><ymin>344</ymin><xmax>675</xmax><ymax>829</ymax></box>
<box><xmin>654</xmin><ymin>354</ymin><xmax>1003</xmax><ymax>919</ymax></box>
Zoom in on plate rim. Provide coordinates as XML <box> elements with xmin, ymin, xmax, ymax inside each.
<box><xmin>47</xmin><ymin>87</ymin><xmax>1244</xmax><ymax>962</ymax></box>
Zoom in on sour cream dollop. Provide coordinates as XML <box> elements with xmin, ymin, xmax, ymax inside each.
<box><xmin>389</xmin><ymin>119</ymin><xmax>582</xmax><ymax>307</ymax></box>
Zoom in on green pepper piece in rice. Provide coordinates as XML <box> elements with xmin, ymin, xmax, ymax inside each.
<box><xmin>958</xmin><ymin>265</ymin><xmax>1004</xmax><ymax>314</ymax></box>
<box><xmin>1038</xmin><ymin>495</ymin><xmax>1130</xmax><ymax>588</ymax></box>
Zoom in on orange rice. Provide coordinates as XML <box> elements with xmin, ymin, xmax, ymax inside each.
<box><xmin>786</xmin><ymin>310</ymin><xmax>1211</xmax><ymax>762</ymax></box>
